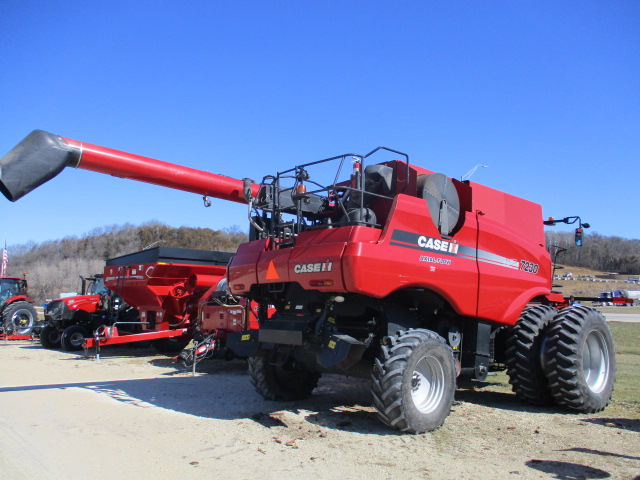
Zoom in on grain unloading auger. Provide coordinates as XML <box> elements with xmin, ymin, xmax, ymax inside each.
<box><xmin>0</xmin><ymin>129</ymin><xmax>258</xmax><ymax>204</ymax></box>
<box><xmin>1</xmin><ymin>129</ymin><xmax>616</xmax><ymax>434</ymax></box>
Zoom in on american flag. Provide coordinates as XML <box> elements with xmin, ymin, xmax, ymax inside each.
<box><xmin>1</xmin><ymin>241</ymin><xmax>7</xmax><ymax>277</ymax></box>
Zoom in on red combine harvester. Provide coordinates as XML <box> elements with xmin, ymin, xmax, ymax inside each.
<box><xmin>0</xmin><ymin>130</ymin><xmax>616</xmax><ymax>433</ymax></box>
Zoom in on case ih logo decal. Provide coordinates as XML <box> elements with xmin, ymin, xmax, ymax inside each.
<box><xmin>391</xmin><ymin>229</ymin><xmax>523</xmax><ymax>271</ymax></box>
<box><xmin>293</xmin><ymin>261</ymin><xmax>333</xmax><ymax>274</ymax></box>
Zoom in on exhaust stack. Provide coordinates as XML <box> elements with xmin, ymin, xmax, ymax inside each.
<box><xmin>0</xmin><ymin>130</ymin><xmax>257</xmax><ymax>203</ymax></box>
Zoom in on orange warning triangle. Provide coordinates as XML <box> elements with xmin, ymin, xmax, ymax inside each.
<box><xmin>266</xmin><ymin>260</ymin><xmax>280</xmax><ymax>280</ymax></box>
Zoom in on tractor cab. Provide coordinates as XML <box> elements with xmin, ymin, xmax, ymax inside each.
<box><xmin>0</xmin><ymin>277</ymin><xmax>28</xmax><ymax>306</ymax></box>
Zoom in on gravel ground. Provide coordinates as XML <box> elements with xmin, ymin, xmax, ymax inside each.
<box><xmin>0</xmin><ymin>340</ymin><xmax>638</xmax><ymax>480</ymax></box>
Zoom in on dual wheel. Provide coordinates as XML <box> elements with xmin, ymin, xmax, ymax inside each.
<box><xmin>505</xmin><ymin>305</ymin><xmax>615</xmax><ymax>413</ymax></box>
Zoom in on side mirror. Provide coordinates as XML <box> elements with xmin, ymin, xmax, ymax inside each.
<box><xmin>575</xmin><ymin>228</ymin><xmax>583</xmax><ymax>247</ymax></box>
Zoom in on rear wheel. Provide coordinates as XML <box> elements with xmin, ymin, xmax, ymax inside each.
<box><xmin>504</xmin><ymin>305</ymin><xmax>556</xmax><ymax>405</ymax></box>
<box><xmin>3</xmin><ymin>301</ymin><xmax>37</xmax><ymax>335</ymax></box>
<box><xmin>40</xmin><ymin>324</ymin><xmax>62</xmax><ymax>349</ymax></box>
<box><xmin>61</xmin><ymin>325</ymin><xmax>90</xmax><ymax>351</ymax></box>
<box><xmin>543</xmin><ymin>306</ymin><xmax>615</xmax><ymax>413</ymax></box>
<box><xmin>248</xmin><ymin>355</ymin><xmax>321</xmax><ymax>401</ymax></box>
<box><xmin>371</xmin><ymin>329</ymin><xmax>456</xmax><ymax>433</ymax></box>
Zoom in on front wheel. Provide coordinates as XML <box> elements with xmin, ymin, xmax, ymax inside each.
<box><xmin>61</xmin><ymin>325</ymin><xmax>90</xmax><ymax>351</ymax></box>
<box><xmin>371</xmin><ymin>329</ymin><xmax>456</xmax><ymax>433</ymax></box>
<box><xmin>40</xmin><ymin>324</ymin><xmax>62</xmax><ymax>349</ymax></box>
<box><xmin>543</xmin><ymin>306</ymin><xmax>616</xmax><ymax>413</ymax></box>
<box><xmin>3</xmin><ymin>301</ymin><xmax>37</xmax><ymax>335</ymax></box>
<box><xmin>248</xmin><ymin>355</ymin><xmax>321</xmax><ymax>401</ymax></box>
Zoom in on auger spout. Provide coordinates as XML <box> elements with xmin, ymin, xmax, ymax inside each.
<box><xmin>0</xmin><ymin>130</ymin><xmax>257</xmax><ymax>203</ymax></box>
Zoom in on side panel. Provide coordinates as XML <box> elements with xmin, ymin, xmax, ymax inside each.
<box><xmin>342</xmin><ymin>195</ymin><xmax>480</xmax><ymax>317</ymax></box>
<box><xmin>473</xmin><ymin>185</ymin><xmax>552</xmax><ymax>326</ymax></box>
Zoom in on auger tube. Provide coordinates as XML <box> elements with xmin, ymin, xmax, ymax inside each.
<box><xmin>0</xmin><ymin>130</ymin><xmax>258</xmax><ymax>203</ymax></box>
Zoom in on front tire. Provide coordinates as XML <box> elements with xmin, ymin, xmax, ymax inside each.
<box><xmin>543</xmin><ymin>306</ymin><xmax>616</xmax><ymax>413</ymax></box>
<box><xmin>504</xmin><ymin>305</ymin><xmax>556</xmax><ymax>405</ymax></box>
<box><xmin>371</xmin><ymin>329</ymin><xmax>456</xmax><ymax>433</ymax></box>
<box><xmin>61</xmin><ymin>325</ymin><xmax>90</xmax><ymax>351</ymax></box>
<box><xmin>248</xmin><ymin>355</ymin><xmax>321</xmax><ymax>401</ymax></box>
<box><xmin>3</xmin><ymin>301</ymin><xmax>37</xmax><ymax>335</ymax></box>
<box><xmin>40</xmin><ymin>324</ymin><xmax>62</xmax><ymax>349</ymax></box>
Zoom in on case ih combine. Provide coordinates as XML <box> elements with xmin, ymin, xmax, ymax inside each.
<box><xmin>0</xmin><ymin>130</ymin><xmax>616</xmax><ymax>433</ymax></box>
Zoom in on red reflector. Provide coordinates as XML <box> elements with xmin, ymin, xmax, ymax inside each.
<box><xmin>233</xmin><ymin>284</ymin><xmax>245</xmax><ymax>291</ymax></box>
<box><xmin>309</xmin><ymin>280</ymin><xmax>334</xmax><ymax>287</ymax></box>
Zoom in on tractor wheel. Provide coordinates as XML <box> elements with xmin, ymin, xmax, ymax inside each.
<box><xmin>543</xmin><ymin>306</ymin><xmax>616</xmax><ymax>413</ymax></box>
<box><xmin>3</xmin><ymin>301</ymin><xmax>37</xmax><ymax>335</ymax></box>
<box><xmin>248</xmin><ymin>355</ymin><xmax>321</xmax><ymax>401</ymax></box>
<box><xmin>371</xmin><ymin>329</ymin><xmax>456</xmax><ymax>433</ymax></box>
<box><xmin>151</xmin><ymin>337</ymin><xmax>192</xmax><ymax>353</ymax></box>
<box><xmin>40</xmin><ymin>324</ymin><xmax>62</xmax><ymax>349</ymax></box>
<box><xmin>504</xmin><ymin>305</ymin><xmax>556</xmax><ymax>405</ymax></box>
<box><xmin>60</xmin><ymin>325</ymin><xmax>90</xmax><ymax>351</ymax></box>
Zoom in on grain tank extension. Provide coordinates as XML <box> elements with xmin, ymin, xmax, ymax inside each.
<box><xmin>0</xmin><ymin>129</ymin><xmax>616</xmax><ymax>433</ymax></box>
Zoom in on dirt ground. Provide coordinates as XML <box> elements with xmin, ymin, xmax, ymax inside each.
<box><xmin>1</xmin><ymin>337</ymin><xmax>638</xmax><ymax>480</ymax></box>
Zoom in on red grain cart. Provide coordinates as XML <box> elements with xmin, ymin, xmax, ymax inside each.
<box><xmin>82</xmin><ymin>247</ymin><xmax>258</xmax><ymax>362</ymax></box>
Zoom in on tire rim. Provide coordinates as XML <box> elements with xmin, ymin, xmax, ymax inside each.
<box><xmin>583</xmin><ymin>330</ymin><xmax>610</xmax><ymax>394</ymax></box>
<box><xmin>12</xmin><ymin>309</ymin><xmax>34</xmax><ymax>334</ymax></box>
<box><xmin>411</xmin><ymin>354</ymin><xmax>446</xmax><ymax>414</ymax></box>
<box><xmin>70</xmin><ymin>332</ymin><xmax>85</xmax><ymax>347</ymax></box>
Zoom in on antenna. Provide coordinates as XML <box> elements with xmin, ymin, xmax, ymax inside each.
<box><xmin>461</xmin><ymin>164</ymin><xmax>488</xmax><ymax>181</ymax></box>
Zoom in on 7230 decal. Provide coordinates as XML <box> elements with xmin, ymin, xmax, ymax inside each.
<box><xmin>520</xmin><ymin>260</ymin><xmax>539</xmax><ymax>274</ymax></box>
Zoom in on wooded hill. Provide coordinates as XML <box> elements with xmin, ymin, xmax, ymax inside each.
<box><xmin>4</xmin><ymin>223</ymin><xmax>639</xmax><ymax>304</ymax></box>
<box><xmin>5</xmin><ymin>222</ymin><xmax>248</xmax><ymax>303</ymax></box>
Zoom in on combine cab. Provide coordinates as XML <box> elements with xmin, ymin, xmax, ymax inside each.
<box><xmin>0</xmin><ymin>130</ymin><xmax>617</xmax><ymax>433</ymax></box>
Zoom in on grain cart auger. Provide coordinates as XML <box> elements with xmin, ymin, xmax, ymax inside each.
<box><xmin>1</xmin><ymin>130</ymin><xmax>616</xmax><ymax>434</ymax></box>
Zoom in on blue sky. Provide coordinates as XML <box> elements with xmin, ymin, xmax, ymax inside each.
<box><xmin>1</xmin><ymin>1</ymin><xmax>639</xmax><ymax>247</ymax></box>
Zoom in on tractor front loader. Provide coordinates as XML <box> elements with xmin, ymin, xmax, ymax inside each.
<box><xmin>0</xmin><ymin>130</ymin><xmax>616</xmax><ymax>433</ymax></box>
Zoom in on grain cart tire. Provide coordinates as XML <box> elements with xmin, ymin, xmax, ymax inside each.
<box><xmin>3</xmin><ymin>301</ymin><xmax>37</xmax><ymax>335</ymax></box>
<box><xmin>61</xmin><ymin>324</ymin><xmax>90</xmax><ymax>351</ymax></box>
<box><xmin>371</xmin><ymin>329</ymin><xmax>456</xmax><ymax>433</ymax></box>
<box><xmin>40</xmin><ymin>324</ymin><xmax>62</xmax><ymax>349</ymax></box>
<box><xmin>543</xmin><ymin>306</ymin><xmax>615</xmax><ymax>413</ymax></box>
<box><xmin>248</xmin><ymin>355</ymin><xmax>321</xmax><ymax>401</ymax></box>
<box><xmin>504</xmin><ymin>305</ymin><xmax>556</xmax><ymax>405</ymax></box>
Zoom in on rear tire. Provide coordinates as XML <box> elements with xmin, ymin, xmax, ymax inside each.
<box><xmin>543</xmin><ymin>306</ymin><xmax>615</xmax><ymax>413</ymax></box>
<box><xmin>371</xmin><ymin>329</ymin><xmax>456</xmax><ymax>433</ymax></box>
<box><xmin>504</xmin><ymin>305</ymin><xmax>556</xmax><ymax>405</ymax></box>
<box><xmin>248</xmin><ymin>355</ymin><xmax>321</xmax><ymax>401</ymax></box>
<box><xmin>40</xmin><ymin>324</ymin><xmax>62</xmax><ymax>349</ymax></box>
<box><xmin>61</xmin><ymin>325</ymin><xmax>90</xmax><ymax>351</ymax></box>
<box><xmin>3</xmin><ymin>301</ymin><xmax>37</xmax><ymax>335</ymax></box>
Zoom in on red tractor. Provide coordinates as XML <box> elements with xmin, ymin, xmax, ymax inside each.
<box><xmin>41</xmin><ymin>273</ymin><xmax>133</xmax><ymax>350</ymax></box>
<box><xmin>0</xmin><ymin>130</ymin><xmax>617</xmax><ymax>433</ymax></box>
<box><xmin>0</xmin><ymin>274</ymin><xmax>38</xmax><ymax>337</ymax></box>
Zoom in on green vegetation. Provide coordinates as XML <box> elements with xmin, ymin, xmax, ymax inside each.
<box><xmin>471</xmin><ymin>321</ymin><xmax>639</xmax><ymax>419</ymax></box>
